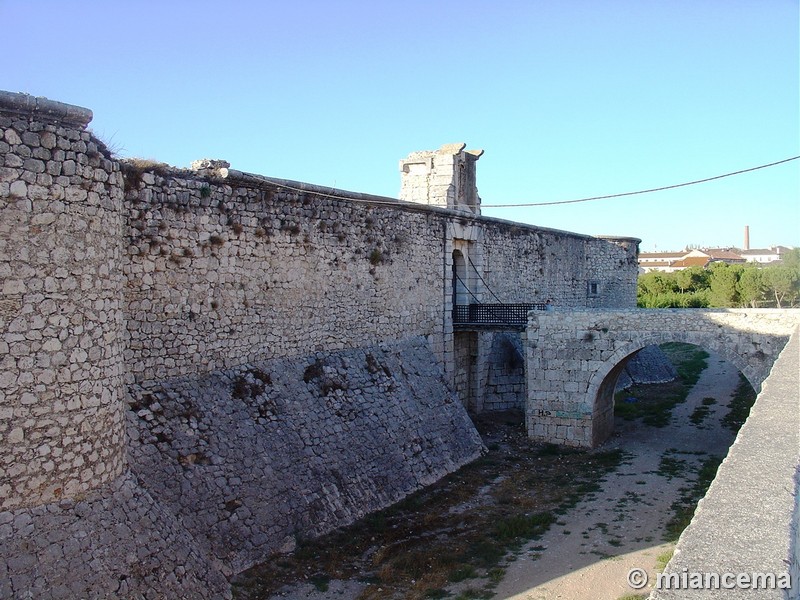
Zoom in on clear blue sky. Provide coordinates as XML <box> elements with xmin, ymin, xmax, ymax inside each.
<box><xmin>4</xmin><ymin>0</ymin><xmax>798</xmax><ymax>251</ymax></box>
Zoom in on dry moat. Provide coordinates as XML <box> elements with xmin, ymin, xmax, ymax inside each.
<box><xmin>233</xmin><ymin>344</ymin><xmax>754</xmax><ymax>600</ymax></box>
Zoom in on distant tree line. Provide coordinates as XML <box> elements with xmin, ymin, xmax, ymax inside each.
<box><xmin>638</xmin><ymin>249</ymin><xmax>800</xmax><ymax>309</ymax></box>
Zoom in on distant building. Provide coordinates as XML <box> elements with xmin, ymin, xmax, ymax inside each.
<box><xmin>738</xmin><ymin>246</ymin><xmax>792</xmax><ymax>264</ymax></box>
<box><xmin>668</xmin><ymin>255</ymin><xmax>713</xmax><ymax>270</ymax></box>
<box><xmin>694</xmin><ymin>248</ymin><xmax>747</xmax><ymax>263</ymax></box>
<box><xmin>638</xmin><ymin>246</ymin><xmax>790</xmax><ymax>273</ymax></box>
<box><xmin>638</xmin><ymin>251</ymin><xmax>686</xmax><ymax>273</ymax></box>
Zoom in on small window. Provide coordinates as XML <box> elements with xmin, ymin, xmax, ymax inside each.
<box><xmin>588</xmin><ymin>281</ymin><xmax>600</xmax><ymax>297</ymax></box>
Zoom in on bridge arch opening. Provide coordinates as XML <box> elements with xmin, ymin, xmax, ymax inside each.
<box><xmin>588</xmin><ymin>340</ymin><xmax>757</xmax><ymax>447</ymax></box>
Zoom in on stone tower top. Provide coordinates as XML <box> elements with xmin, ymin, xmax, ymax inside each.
<box><xmin>399</xmin><ymin>142</ymin><xmax>483</xmax><ymax>215</ymax></box>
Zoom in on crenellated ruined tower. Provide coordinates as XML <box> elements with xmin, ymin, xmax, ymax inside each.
<box><xmin>399</xmin><ymin>142</ymin><xmax>483</xmax><ymax>214</ymax></box>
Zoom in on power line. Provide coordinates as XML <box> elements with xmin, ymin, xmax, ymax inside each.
<box><xmin>482</xmin><ymin>156</ymin><xmax>800</xmax><ymax>208</ymax></box>
<box><xmin>453</xmin><ymin>272</ymin><xmax>482</xmax><ymax>304</ymax></box>
<box><xmin>468</xmin><ymin>256</ymin><xmax>503</xmax><ymax>304</ymax></box>
<box><xmin>236</xmin><ymin>155</ymin><xmax>798</xmax><ymax>210</ymax></box>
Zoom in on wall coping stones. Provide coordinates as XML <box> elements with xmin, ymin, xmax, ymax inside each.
<box><xmin>594</xmin><ymin>235</ymin><xmax>642</xmax><ymax>243</ymax></box>
<box><xmin>184</xmin><ymin>163</ymin><xmax>635</xmax><ymax>245</ymax></box>
<box><xmin>191</xmin><ymin>158</ymin><xmax>231</xmax><ymax>170</ymax></box>
<box><xmin>0</xmin><ymin>90</ymin><xmax>93</xmax><ymax>127</ymax></box>
<box><xmin>651</xmin><ymin>328</ymin><xmax>800</xmax><ymax>599</ymax></box>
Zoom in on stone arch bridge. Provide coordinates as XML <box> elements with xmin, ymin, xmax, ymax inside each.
<box><xmin>525</xmin><ymin>308</ymin><xmax>800</xmax><ymax>447</ymax></box>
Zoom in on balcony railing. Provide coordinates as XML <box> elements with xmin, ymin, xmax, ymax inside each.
<box><xmin>453</xmin><ymin>303</ymin><xmax>547</xmax><ymax>326</ymax></box>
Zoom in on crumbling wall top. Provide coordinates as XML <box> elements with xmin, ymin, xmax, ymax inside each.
<box><xmin>0</xmin><ymin>90</ymin><xmax>93</xmax><ymax>127</ymax></box>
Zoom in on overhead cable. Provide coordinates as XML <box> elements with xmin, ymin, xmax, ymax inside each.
<box><xmin>244</xmin><ymin>155</ymin><xmax>798</xmax><ymax>209</ymax></box>
<box><xmin>482</xmin><ymin>156</ymin><xmax>800</xmax><ymax>208</ymax></box>
<box><xmin>467</xmin><ymin>256</ymin><xmax>504</xmax><ymax>304</ymax></box>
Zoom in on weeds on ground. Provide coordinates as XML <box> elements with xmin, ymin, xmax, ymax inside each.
<box><xmin>661</xmin><ymin>343</ymin><xmax>710</xmax><ymax>383</ymax></box>
<box><xmin>664</xmin><ymin>455</ymin><xmax>722</xmax><ymax>541</ymax></box>
<box><xmin>309</xmin><ymin>574</ymin><xmax>329</xmax><ymax>592</ymax></box>
<box><xmin>721</xmin><ymin>374</ymin><xmax>757</xmax><ymax>432</ymax></box>
<box><xmin>615</xmin><ymin>343</ymin><xmax>709</xmax><ymax>426</ymax></box>
<box><xmin>453</xmin><ymin>589</ymin><xmax>493</xmax><ymax>600</ymax></box>
<box><xmin>689</xmin><ymin>397</ymin><xmax>716</xmax><ymax>426</ymax></box>
<box><xmin>655</xmin><ymin>549</ymin><xmax>674</xmax><ymax>571</ymax></box>
<box><xmin>655</xmin><ymin>451</ymin><xmax>689</xmax><ymax>481</ymax></box>
<box><xmin>231</xmin><ymin>413</ymin><xmax>626</xmax><ymax>600</ymax></box>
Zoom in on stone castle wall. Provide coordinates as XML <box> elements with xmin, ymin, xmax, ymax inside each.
<box><xmin>122</xmin><ymin>164</ymin><xmax>446</xmax><ymax>384</ymax></box>
<box><xmin>1</xmin><ymin>91</ymin><xmax>640</xmax><ymax>512</ymax></box>
<box><xmin>122</xmin><ymin>164</ymin><xmax>639</xmax><ymax>387</ymax></box>
<box><xmin>0</xmin><ymin>472</ymin><xmax>231</xmax><ymax>599</ymax></box>
<box><xmin>481</xmin><ymin>332</ymin><xmax>526</xmax><ymax>411</ymax></box>
<box><xmin>0</xmin><ymin>93</ymin><xmax>126</xmax><ymax>511</ymax></box>
<box><xmin>480</xmin><ymin>228</ymin><xmax>638</xmax><ymax>308</ymax></box>
<box><xmin>1</xmin><ymin>91</ymin><xmax>641</xmax><ymax>597</ymax></box>
<box><xmin>614</xmin><ymin>344</ymin><xmax>678</xmax><ymax>391</ymax></box>
<box><xmin>399</xmin><ymin>143</ymin><xmax>483</xmax><ymax>213</ymax></box>
<box><xmin>127</xmin><ymin>337</ymin><xmax>483</xmax><ymax>575</ymax></box>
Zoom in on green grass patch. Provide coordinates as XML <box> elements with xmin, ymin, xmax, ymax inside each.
<box><xmin>493</xmin><ymin>512</ymin><xmax>555</xmax><ymax>542</ymax></box>
<box><xmin>656</xmin><ymin>452</ymin><xmax>689</xmax><ymax>480</ymax></box>
<box><xmin>309</xmin><ymin>574</ymin><xmax>329</xmax><ymax>592</ymax></box>
<box><xmin>722</xmin><ymin>373</ymin><xmax>757</xmax><ymax>432</ymax></box>
<box><xmin>656</xmin><ymin>549</ymin><xmax>674</xmax><ymax>571</ymax></box>
<box><xmin>462</xmin><ymin>538</ymin><xmax>506</xmax><ymax>569</ymax></box>
<box><xmin>689</xmin><ymin>397</ymin><xmax>716</xmax><ymax>425</ymax></box>
<box><xmin>591</xmin><ymin>448</ymin><xmax>627</xmax><ymax>469</ymax></box>
<box><xmin>664</xmin><ymin>455</ymin><xmax>723</xmax><ymax>541</ymax></box>
<box><xmin>487</xmin><ymin>567</ymin><xmax>505</xmax><ymax>584</ymax></box>
<box><xmin>661</xmin><ymin>342</ymin><xmax>710</xmax><ymax>384</ymax></box>
<box><xmin>448</xmin><ymin>565</ymin><xmax>478</xmax><ymax>582</ymax></box>
<box><xmin>615</xmin><ymin>343</ymin><xmax>709</xmax><ymax>426</ymax></box>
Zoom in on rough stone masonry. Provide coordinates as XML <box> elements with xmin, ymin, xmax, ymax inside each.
<box><xmin>0</xmin><ymin>90</ymin><xmax>640</xmax><ymax>598</ymax></box>
<box><xmin>1</xmin><ymin>338</ymin><xmax>481</xmax><ymax>599</ymax></box>
<box><xmin>127</xmin><ymin>338</ymin><xmax>483</xmax><ymax>577</ymax></box>
<box><xmin>526</xmin><ymin>308</ymin><xmax>800</xmax><ymax>447</ymax></box>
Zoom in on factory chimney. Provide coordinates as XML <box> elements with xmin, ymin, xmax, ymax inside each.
<box><xmin>744</xmin><ymin>225</ymin><xmax>750</xmax><ymax>250</ymax></box>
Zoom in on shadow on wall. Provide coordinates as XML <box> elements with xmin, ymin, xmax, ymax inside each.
<box><xmin>483</xmin><ymin>333</ymin><xmax>526</xmax><ymax>412</ymax></box>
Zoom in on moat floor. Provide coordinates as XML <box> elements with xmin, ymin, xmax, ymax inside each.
<box><xmin>235</xmin><ymin>351</ymin><xmax>742</xmax><ymax>600</ymax></box>
<box><xmin>493</xmin><ymin>351</ymin><xmax>739</xmax><ymax>600</ymax></box>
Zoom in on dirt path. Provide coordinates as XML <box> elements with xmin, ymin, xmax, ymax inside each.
<box><xmin>492</xmin><ymin>351</ymin><xmax>742</xmax><ymax>600</ymax></box>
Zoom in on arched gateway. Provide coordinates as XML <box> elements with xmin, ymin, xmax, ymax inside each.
<box><xmin>525</xmin><ymin>308</ymin><xmax>800</xmax><ymax>447</ymax></box>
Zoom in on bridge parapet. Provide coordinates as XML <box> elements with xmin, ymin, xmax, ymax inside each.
<box><xmin>651</xmin><ymin>328</ymin><xmax>800</xmax><ymax>599</ymax></box>
<box><xmin>525</xmin><ymin>308</ymin><xmax>800</xmax><ymax>447</ymax></box>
